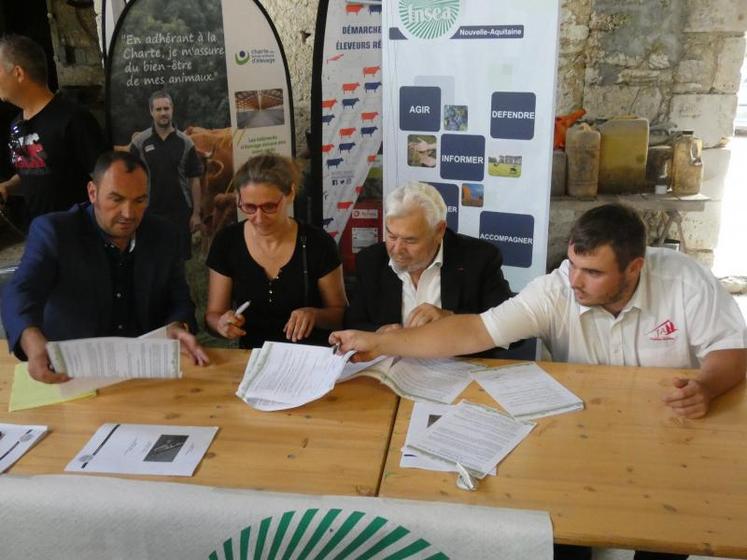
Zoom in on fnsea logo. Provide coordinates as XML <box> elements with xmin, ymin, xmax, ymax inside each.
<box><xmin>398</xmin><ymin>0</ymin><xmax>460</xmax><ymax>40</ymax></box>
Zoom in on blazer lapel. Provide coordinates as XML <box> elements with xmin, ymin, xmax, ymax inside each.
<box><xmin>440</xmin><ymin>230</ymin><xmax>461</xmax><ymax>311</ymax></box>
<box><xmin>380</xmin><ymin>267</ymin><xmax>404</xmax><ymax>323</ymax></box>
<box><xmin>77</xmin><ymin>207</ymin><xmax>112</xmax><ymax>333</ymax></box>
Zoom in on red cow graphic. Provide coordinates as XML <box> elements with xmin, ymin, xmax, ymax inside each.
<box><xmin>362</xmin><ymin>65</ymin><xmax>380</xmax><ymax>77</ymax></box>
<box><xmin>339</xmin><ymin>127</ymin><xmax>356</xmax><ymax>137</ymax></box>
<box><xmin>346</xmin><ymin>4</ymin><xmax>363</xmax><ymax>14</ymax></box>
<box><xmin>321</xmin><ymin>98</ymin><xmax>337</xmax><ymax>109</ymax></box>
<box><xmin>342</xmin><ymin>82</ymin><xmax>360</xmax><ymax>93</ymax></box>
<box><xmin>361</xmin><ymin>111</ymin><xmax>379</xmax><ymax>122</ymax></box>
<box><xmin>321</xmin><ymin>144</ymin><xmax>334</xmax><ymax>153</ymax></box>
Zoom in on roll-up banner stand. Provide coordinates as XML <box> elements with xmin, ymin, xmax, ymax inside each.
<box><xmin>382</xmin><ymin>0</ymin><xmax>559</xmax><ymax>292</ymax></box>
<box><xmin>101</xmin><ymin>0</ymin><xmax>132</xmax><ymax>60</ymax></box>
<box><xmin>106</xmin><ymin>0</ymin><xmax>295</xmax><ymax>243</ymax></box>
<box><xmin>311</xmin><ymin>0</ymin><xmax>384</xmax><ymax>240</ymax></box>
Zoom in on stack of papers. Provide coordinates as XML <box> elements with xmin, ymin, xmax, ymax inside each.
<box><xmin>472</xmin><ymin>362</ymin><xmax>584</xmax><ymax>420</ymax></box>
<box><xmin>236</xmin><ymin>342</ymin><xmax>478</xmax><ymax>411</ymax></box>
<box><xmin>401</xmin><ymin>402</ymin><xmax>496</xmax><ymax>475</ymax></box>
<box><xmin>65</xmin><ymin>423</ymin><xmax>217</xmax><ymax>476</ymax></box>
<box><xmin>0</xmin><ymin>423</ymin><xmax>48</xmax><ymax>472</ymax></box>
<box><xmin>47</xmin><ymin>337</ymin><xmax>180</xmax><ymax>379</ymax></box>
<box><xmin>406</xmin><ymin>400</ymin><xmax>534</xmax><ymax>479</ymax></box>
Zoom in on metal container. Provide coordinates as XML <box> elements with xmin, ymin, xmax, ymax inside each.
<box><xmin>671</xmin><ymin>131</ymin><xmax>703</xmax><ymax>195</ymax></box>
<box><xmin>598</xmin><ymin>116</ymin><xmax>649</xmax><ymax>193</ymax></box>
<box><xmin>565</xmin><ymin>123</ymin><xmax>600</xmax><ymax>198</ymax></box>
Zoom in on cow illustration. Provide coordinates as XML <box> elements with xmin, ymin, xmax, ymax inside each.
<box><xmin>339</xmin><ymin>127</ymin><xmax>356</xmax><ymax>137</ymax></box>
<box><xmin>339</xmin><ymin>142</ymin><xmax>356</xmax><ymax>153</ymax></box>
<box><xmin>360</xmin><ymin>126</ymin><xmax>378</xmax><ymax>137</ymax></box>
<box><xmin>362</xmin><ymin>65</ymin><xmax>380</xmax><ymax>77</ymax></box>
<box><xmin>364</xmin><ymin>81</ymin><xmax>382</xmax><ymax>92</ymax></box>
<box><xmin>321</xmin><ymin>98</ymin><xmax>337</xmax><ymax>109</ymax></box>
<box><xmin>368</xmin><ymin>4</ymin><xmax>382</xmax><ymax>13</ymax></box>
<box><xmin>342</xmin><ymin>82</ymin><xmax>360</xmax><ymax>93</ymax></box>
<box><xmin>361</xmin><ymin>111</ymin><xmax>379</xmax><ymax>122</ymax></box>
<box><xmin>326</xmin><ymin>157</ymin><xmax>344</xmax><ymax>168</ymax></box>
<box><xmin>342</xmin><ymin>97</ymin><xmax>360</xmax><ymax>109</ymax></box>
<box><xmin>345</xmin><ymin>3</ymin><xmax>363</xmax><ymax>14</ymax></box>
<box><xmin>321</xmin><ymin>114</ymin><xmax>335</xmax><ymax>125</ymax></box>
<box><xmin>321</xmin><ymin>144</ymin><xmax>334</xmax><ymax>153</ymax></box>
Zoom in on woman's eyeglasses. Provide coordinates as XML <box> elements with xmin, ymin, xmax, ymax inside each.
<box><xmin>8</xmin><ymin>119</ymin><xmax>30</xmax><ymax>163</ymax></box>
<box><xmin>237</xmin><ymin>194</ymin><xmax>285</xmax><ymax>215</ymax></box>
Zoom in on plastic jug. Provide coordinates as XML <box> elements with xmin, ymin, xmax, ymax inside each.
<box><xmin>598</xmin><ymin>116</ymin><xmax>649</xmax><ymax>193</ymax></box>
<box><xmin>565</xmin><ymin>123</ymin><xmax>600</xmax><ymax>198</ymax></box>
<box><xmin>671</xmin><ymin>131</ymin><xmax>703</xmax><ymax>195</ymax></box>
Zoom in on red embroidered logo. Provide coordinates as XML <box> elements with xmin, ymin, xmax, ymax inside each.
<box><xmin>648</xmin><ymin>320</ymin><xmax>677</xmax><ymax>341</ymax></box>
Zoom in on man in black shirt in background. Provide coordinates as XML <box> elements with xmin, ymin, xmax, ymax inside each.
<box><xmin>130</xmin><ymin>90</ymin><xmax>203</xmax><ymax>259</ymax></box>
<box><xmin>0</xmin><ymin>34</ymin><xmax>106</xmax><ymax>223</ymax></box>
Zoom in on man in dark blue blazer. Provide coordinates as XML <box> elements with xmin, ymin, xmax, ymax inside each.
<box><xmin>344</xmin><ymin>182</ymin><xmax>512</xmax><ymax>333</ymax></box>
<box><xmin>2</xmin><ymin>150</ymin><xmax>208</xmax><ymax>383</ymax></box>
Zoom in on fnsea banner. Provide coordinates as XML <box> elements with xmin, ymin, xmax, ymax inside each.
<box><xmin>382</xmin><ymin>0</ymin><xmax>560</xmax><ymax>290</ymax></box>
<box><xmin>311</xmin><ymin>0</ymin><xmax>384</xmax><ymax>238</ymax></box>
<box><xmin>106</xmin><ymin>0</ymin><xmax>294</xmax><ymax>242</ymax></box>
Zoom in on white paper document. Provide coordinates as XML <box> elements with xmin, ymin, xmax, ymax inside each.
<box><xmin>236</xmin><ymin>342</ymin><xmax>356</xmax><ymax>411</ymax></box>
<box><xmin>65</xmin><ymin>423</ymin><xmax>217</xmax><ymax>476</ymax></box>
<box><xmin>472</xmin><ymin>362</ymin><xmax>584</xmax><ymax>420</ymax></box>
<box><xmin>408</xmin><ymin>400</ymin><xmax>535</xmax><ymax>479</ymax></box>
<box><xmin>382</xmin><ymin>358</ymin><xmax>476</xmax><ymax>403</ymax></box>
<box><xmin>401</xmin><ymin>403</ymin><xmax>495</xmax><ymax>475</ymax></box>
<box><xmin>47</xmin><ymin>337</ymin><xmax>180</xmax><ymax>379</ymax></box>
<box><xmin>0</xmin><ymin>423</ymin><xmax>47</xmax><ymax>473</ymax></box>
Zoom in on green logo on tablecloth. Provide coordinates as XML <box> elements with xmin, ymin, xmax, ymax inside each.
<box><xmin>398</xmin><ymin>0</ymin><xmax>460</xmax><ymax>40</ymax></box>
<box><xmin>208</xmin><ymin>508</ymin><xmax>449</xmax><ymax>559</ymax></box>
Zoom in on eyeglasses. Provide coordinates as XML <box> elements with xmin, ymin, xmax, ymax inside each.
<box><xmin>237</xmin><ymin>194</ymin><xmax>285</xmax><ymax>215</ymax></box>
<box><xmin>8</xmin><ymin>119</ymin><xmax>29</xmax><ymax>164</ymax></box>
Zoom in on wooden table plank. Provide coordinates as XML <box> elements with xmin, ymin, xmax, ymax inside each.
<box><xmin>378</xmin><ymin>360</ymin><xmax>747</xmax><ymax>558</ymax></box>
<box><xmin>0</xmin><ymin>348</ymin><xmax>400</xmax><ymax>497</ymax></box>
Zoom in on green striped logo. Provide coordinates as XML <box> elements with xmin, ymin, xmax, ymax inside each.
<box><xmin>398</xmin><ymin>0</ymin><xmax>460</xmax><ymax>40</ymax></box>
<box><xmin>208</xmin><ymin>508</ymin><xmax>449</xmax><ymax>560</ymax></box>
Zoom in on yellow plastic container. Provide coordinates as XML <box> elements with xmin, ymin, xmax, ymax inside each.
<box><xmin>671</xmin><ymin>132</ymin><xmax>703</xmax><ymax>195</ymax></box>
<box><xmin>565</xmin><ymin>123</ymin><xmax>600</xmax><ymax>198</ymax></box>
<box><xmin>597</xmin><ymin>116</ymin><xmax>649</xmax><ymax>193</ymax></box>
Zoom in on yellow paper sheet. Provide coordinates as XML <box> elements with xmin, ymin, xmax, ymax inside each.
<box><xmin>9</xmin><ymin>363</ymin><xmax>96</xmax><ymax>412</ymax></box>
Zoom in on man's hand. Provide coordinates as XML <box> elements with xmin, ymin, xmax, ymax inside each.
<box><xmin>376</xmin><ymin>323</ymin><xmax>402</xmax><ymax>334</ymax></box>
<box><xmin>404</xmin><ymin>304</ymin><xmax>453</xmax><ymax>328</ymax></box>
<box><xmin>20</xmin><ymin>327</ymin><xmax>70</xmax><ymax>384</ymax></box>
<box><xmin>329</xmin><ymin>329</ymin><xmax>381</xmax><ymax>362</ymax></box>
<box><xmin>190</xmin><ymin>212</ymin><xmax>202</xmax><ymax>233</ymax></box>
<box><xmin>284</xmin><ymin>308</ymin><xmax>317</xmax><ymax>342</ymax></box>
<box><xmin>167</xmin><ymin>323</ymin><xmax>210</xmax><ymax>366</ymax></box>
<box><xmin>216</xmin><ymin>310</ymin><xmax>247</xmax><ymax>340</ymax></box>
<box><xmin>662</xmin><ymin>377</ymin><xmax>711</xmax><ymax>418</ymax></box>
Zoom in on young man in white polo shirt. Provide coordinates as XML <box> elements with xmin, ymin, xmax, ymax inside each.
<box><xmin>332</xmin><ymin>204</ymin><xmax>746</xmax><ymax>560</ymax></box>
<box><xmin>332</xmin><ymin>203</ymin><xmax>746</xmax><ymax>420</ymax></box>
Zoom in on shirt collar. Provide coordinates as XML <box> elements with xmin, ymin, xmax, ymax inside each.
<box><xmin>388</xmin><ymin>241</ymin><xmax>444</xmax><ymax>277</ymax></box>
<box><xmin>86</xmin><ymin>203</ymin><xmax>136</xmax><ymax>253</ymax></box>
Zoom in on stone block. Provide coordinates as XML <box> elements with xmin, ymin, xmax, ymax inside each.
<box><xmin>669</xmin><ymin>94</ymin><xmax>738</xmax><ymax>147</ymax></box>
<box><xmin>699</xmin><ymin>146</ymin><xmax>732</xmax><ymax>200</ymax></box>
<box><xmin>685</xmin><ymin>0</ymin><xmax>747</xmax><ymax>32</ymax></box>
<box><xmin>584</xmin><ymin>85</ymin><xmax>664</xmax><ymax>121</ymax></box>
<box><xmin>674</xmin><ymin>59</ymin><xmax>714</xmax><ymax>92</ymax></box>
<box><xmin>714</xmin><ymin>36</ymin><xmax>747</xmax><ymax>93</ymax></box>
<box><xmin>677</xmin><ymin>199</ymin><xmax>722</xmax><ymax>251</ymax></box>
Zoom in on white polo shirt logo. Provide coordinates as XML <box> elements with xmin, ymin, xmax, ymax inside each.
<box><xmin>648</xmin><ymin>319</ymin><xmax>678</xmax><ymax>341</ymax></box>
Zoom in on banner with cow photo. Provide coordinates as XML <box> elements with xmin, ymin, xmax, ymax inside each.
<box><xmin>310</xmin><ymin>0</ymin><xmax>383</xmax><ymax>241</ymax></box>
<box><xmin>382</xmin><ymin>0</ymin><xmax>559</xmax><ymax>292</ymax></box>
<box><xmin>106</xmin><ymin>0</ymin><xmax>295</xmax><ymax>252</ymax></box>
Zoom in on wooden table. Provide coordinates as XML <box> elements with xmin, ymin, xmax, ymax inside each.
<box><xmin>0</xmin><ymin>348</ymin><xmax>399</xmax><ymax>496</ymax></box>
<box><xmin>379</xmin><ymin>360</ymin><xmax>747</xmax><ymax>558</ymax></box>
<box><xmin>2</xmin><ymin>351</ymin><xmax>746</xmax><ymax>557</ymax></box>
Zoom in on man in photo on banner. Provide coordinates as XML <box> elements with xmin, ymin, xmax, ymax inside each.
<box><xmin>1</xmin><ymin>151</ymin><xmax>209</xmax><ymax>384</ymax></box>
<box><xmin>130</xmin><ymin>90</ymin><xmax>203</xmax><ymax>259</ymax></box>
<box><xmin>0</xmin><ymin>34</ymin><xmax>107</xmax><ymax>225</ymax></box>
<box><xmin>344</xmin><ymin>182</ymin><xmax>513</xmax><ymax>342</ymax></box>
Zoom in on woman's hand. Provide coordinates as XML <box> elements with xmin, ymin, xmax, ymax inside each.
<box><xmin>217</xmin><ymin>310</ymin><xmax>247</xmax><ymax>340</ymax></box>
<box><xmin>284</xmin><ymin>307</ymin><xmax>317</xmax><ymax>342</ymax></box>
